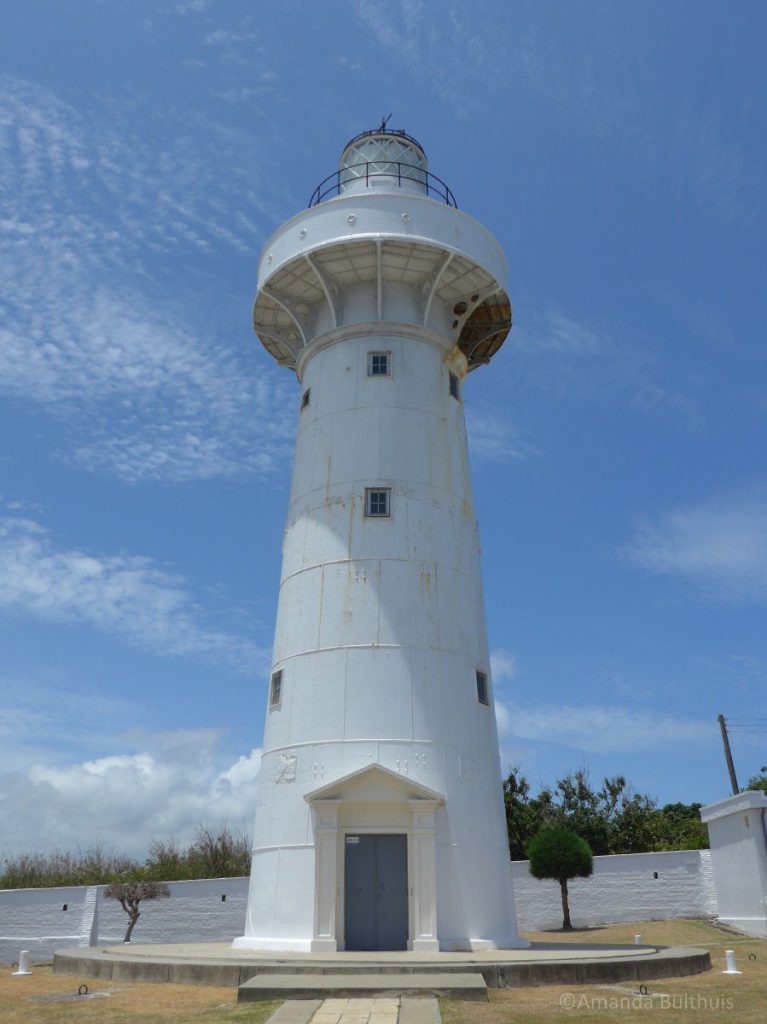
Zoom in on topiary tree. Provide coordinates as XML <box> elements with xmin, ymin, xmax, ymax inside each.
<box><xmin>527</xmin><ymin>826</ymin><xmax>593</xmax><ymax>930</ymax></box>
<box><xmin>104</xmin><ymin>880</ymin><xmax>171</xmax><ymax>942</ymax></box>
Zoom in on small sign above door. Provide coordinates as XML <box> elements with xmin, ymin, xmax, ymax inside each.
<box><xmin>345</xmin><ymin>836</ymin><xmax>360</xmax><ymax>844</ymax></box>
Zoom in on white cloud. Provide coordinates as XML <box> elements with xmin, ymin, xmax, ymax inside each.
<box><xmin>494</xmin><ymin>699</ymin><xmax>511</xmax><ymax>741</ymax></box>
<box><xmin>505</xmin><ymin>308</ymin><xmax>700</xmax><ymax>426</ymax></box>
<box><xmin>204</xmin><ymin>29</ymin><xmax>256</xmax><ymax>46</ymax></box>
<box><xmin>347</xmin><ymin>3</ymin><xmax>758</xmax><ymax>224</ymax></box>
<box><xmin>490</xmin><ymin>649</ymin><xmax>516</xmax><ymax>682</ymax></box>
<box><xmin>466</xmin><ymin>410</ymin><xmax>536</xmax><ymax>462</ymax></box>
<box><xmin>516</xmin><ymin>311</ymin><xmax>605</xmax><ymax>356</ymax></box>
<box><xmin>625</xmin><ymin>489</ymin><xmax>767</xmax><ymax>602</ymax></box>
<box><xmin>0</xmin><ymin>515</ymin><xmax>268</xmax><ymax>672</ymax></box>
<box><xmin>0</xmin><ymin>75</ymin><xmax>294</xmax><ymax>483</ymax></box>
<box><xmin>175</xmin><ymin>0</ymin><xmax>209</xmax><ymax>14</ymax></box>
<box><xmin>0</xmin><ymin>730</ymin><xmax>261</xmax><ymax>857</ymax></box>
<box><xmin>497</xmin><ymin>699</ymin><xmax>715</xmax><ymax>754</ymax></box>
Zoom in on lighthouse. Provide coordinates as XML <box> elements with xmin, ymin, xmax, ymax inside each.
<box><xmin>234</xmin><ymin>127</ymin><xmax>525</xmax><ymax>953</ymax></box>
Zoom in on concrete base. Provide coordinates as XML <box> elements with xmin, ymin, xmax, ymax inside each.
<box><xmin>239</xmin><ymin>973</ymin><xmax>487</xmax><ymax>1002</ymax></box>
<box><xmin>231</xmin><ymin>936</ymin><xmax>313</xmax><ymax>952</ymax></box>
<box><xmin>53</xmin><ymin>940</ymin><xmax>711</xmax><ymax>991</ymax></box>
<box><xmin>410</xmin><ymin>939</ymin><xmax>440</xmax><ymax>953</ymax></box>
<box><xmin>309</xmin><ymin>939</ymin><xmax>339</xmax><ymax>953</ymax></box>
<box><xmin>716</xmin><ymin>916</ymin><xmax>767</xmax><ymax>939</ymax></box>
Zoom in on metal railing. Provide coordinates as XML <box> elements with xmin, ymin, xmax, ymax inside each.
<box><xmin>309</xmin><ymin>162</ymin><xmax>457</xmax><ymax>208</ymax></box>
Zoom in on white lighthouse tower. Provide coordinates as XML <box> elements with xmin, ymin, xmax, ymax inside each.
<box><xmin>234</xmin><ymin>127</ymin><xmax>525</xmax><ymax>953</ymax></box>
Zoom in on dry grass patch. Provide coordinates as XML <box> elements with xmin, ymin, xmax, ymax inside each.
<box><xmin>0</xmin><ymin>964</ymin><xmax>279</xmax><ymax>1024</ymax></box>
<box><xmin>441</xmin><ymin>919</ymin><xmax>767</xmax><ymax>1024</ymax></box>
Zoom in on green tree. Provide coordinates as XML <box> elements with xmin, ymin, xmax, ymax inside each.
<box><xmin>554</xmin><ymin>770</ymin><xmax>614</xmax><ymax>854</ymax></box>
<box><xmin>503</xmin><ymin>768</ymin><xmax>551</xmax><ymax>859</ymax></box>
<box><xmin>144</xmin><ymin>839</ymin><xmax>188</xmax><ymax>881</ymax></box>
<box><xmin>745</xmin><ymin>767</ymin><xmax>767</xmax><ymax>795</ymax></box>
<box><xmin>0</xmin><ymin>845</ymin><xmax>138</xmax><ymax>889</ymax></box>
<box><xmin>104</xmin><ymin>880</ymin><xmax>171</xmax><ymax>942</ymax></box>
<box><xmin>656</xmin><ymin>803</ymin><xmax>709</xmax><ymax>850</ymax></box>
<box><xmin>527</xmin><ymin>827</ymin><xmax>593</xmax><ymax>930</ymax></box>
<box><xmin>502</xmin><ymin>768</ymin><xmax>709</xmax><ymax>858</ymax></box>
<box><xmin>610</xmin><ymin>791</ymin><xmax>662</xmax><ymax>853</ymax></box>
<box><xmin>185</xmin><ymin>824</ymin><xmax>251</xmax><ymax>878</ymax></box>
<box><xmin>144</xmin><ymin>824</ymin><xmax>250</xmax><ymax>880</ymax></box>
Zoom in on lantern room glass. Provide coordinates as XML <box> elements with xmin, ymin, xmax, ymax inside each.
<box><xmin>339</xmin><ymin>134</ymin><xmax>428</xmax><ymax>197</ymax></box>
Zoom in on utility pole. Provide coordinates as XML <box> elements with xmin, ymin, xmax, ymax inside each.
<box><xmin>718</xmin><ymin>714</ymin><xmax>739</xmax><ymax>796</ymax></box>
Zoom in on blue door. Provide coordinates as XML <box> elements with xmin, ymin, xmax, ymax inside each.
<box><xmin>344</xmin><ymin>834</ymin><xmax>408</xmax><ymax>951</ymax></box>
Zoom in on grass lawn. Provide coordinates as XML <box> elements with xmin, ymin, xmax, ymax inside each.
<box><xmin>442</xmin><ymin>919</ymin><xmax>767</xmax><ymax>1024</ymax></box>
<box><xmin>0</xmin><ymin>967</ymin><xmax>279</xmax><ymax>1024</ymax></box>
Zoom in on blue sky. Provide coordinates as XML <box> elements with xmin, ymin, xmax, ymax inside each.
<box><xmin>1</xmin><ymin>1</ymin><xmax>765</xmax><ymax>857</ymax></box>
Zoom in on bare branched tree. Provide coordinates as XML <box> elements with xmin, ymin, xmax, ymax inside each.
<box><xmin>104</xmin><ymin>880</ymin><xmax>170</xmax><ymax>942</ymax></box>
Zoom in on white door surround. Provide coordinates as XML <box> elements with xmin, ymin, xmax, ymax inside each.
<box><xmin>305</xmin><ymin>764</ymin><xmax>444</xmax><ymax>953</ymax></box>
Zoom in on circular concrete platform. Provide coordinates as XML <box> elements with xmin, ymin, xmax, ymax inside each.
<box><xmin>53</xmin><ymin>941</ymin><xmax>711</xmax><ymax>989</ymax></box>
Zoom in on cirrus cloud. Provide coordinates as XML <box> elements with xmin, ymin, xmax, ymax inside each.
<box><xmin>624</xmin><ymin>488</ymin><xmax>767</xmax><ymax>602</ymax></box>
<box><xmin>0</xmin><ymin>514</ymin><xmax>268</xmax><ymax>673</ymax></box>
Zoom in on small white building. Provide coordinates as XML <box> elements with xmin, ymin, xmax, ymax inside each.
<box><xmin>234</xmin><ymin>128</ymin><xmax>525</xmax><ymax>953</ymax></box>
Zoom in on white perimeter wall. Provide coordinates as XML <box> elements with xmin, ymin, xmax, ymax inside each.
<box><xmin>512</xmin><ymin>850</ymin><xmax>717</xmax><ymax>931</ymax></box>
<box><xmin>0</xmin><ymin>878</ymin><xmax>248</xmax><ymax>964</ymax></box>
<box><xmin>0</xmin><ymin>850</ymin><xmax>717</xmax><ymax>962</ymax></box>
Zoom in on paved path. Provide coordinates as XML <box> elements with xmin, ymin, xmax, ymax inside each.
<box><xmin>266</xmin><ymin>996</ymin><xmax>441</xmax><ymax>1024</ymax></box>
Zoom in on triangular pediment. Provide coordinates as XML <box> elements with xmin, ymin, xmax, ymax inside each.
<box><xmin>304</xmin><ymin>763</ymin><xmax>445</xmax><ymax>805</ymax></box>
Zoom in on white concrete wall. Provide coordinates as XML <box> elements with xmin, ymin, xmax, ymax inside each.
<box><xmin>0</xmin><ymin>850</ymin><xmax>717</xmax><ymax>961</ymax></box>
<box><xmin>701</xmin><ymin>791</ymin><xmax>767</xmax><ymax>938</ymax></box>
<box><xmin>512</xmin><ymin>849</ymin><xmax>717</xmax><ymax>932</ymax></box>
<box><xmin>0</xmin><ymin>884</ymin><xmax>91</xmax><ymax>964</ymax></box>
<box><xmin>0</xmin><ymin>878</ymin><xmax>248</xmax><ymax>963</ymax></box>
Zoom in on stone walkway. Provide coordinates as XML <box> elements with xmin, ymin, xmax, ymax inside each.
<box><xmin>311</xmin><ymin>997</ymin><xmax>400</xmax><ymax>1022</ymax></box>
<box><xmin>266</xmin><ymin>996</ymin><xmax>441</xmax><ymax>1024</ymax></box>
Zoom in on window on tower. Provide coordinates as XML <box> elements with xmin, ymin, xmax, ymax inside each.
<box><xmin>368</xmin><ymin>351</ymin><xmax>391</xmax><ymax>377</ymax></box>
<box><xmin>449</xmin><ymin>372</ymin><xmax>461</xmax><ymax>400</ymax></box>
<box><xmin>269</xmin><ymin>670</ymin><xmax>283</xmax><ymax>707</ymax></box>
<box><xmin>301</xmin><ymin>388</ymin><xmax>311</xmax><ymax>410</ymax></box>
<box><xmin>365</xmin><ymin>487</ymin><xmax>391</xmax><ymax>517</ymax></box>
<box><xmin>476</xmin><ymin>670</ymin><xmax>489</xmax><ymax>706</ymax></box>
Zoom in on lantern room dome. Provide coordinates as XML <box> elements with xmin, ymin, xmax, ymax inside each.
<box><xmin>310</xmin><ymin>126</ymin><xmax>456</xmax><ymax>207</ymax></box>
<box><xmin>339</xmin><ymin>127</ymin><xmax>427</xmax><ymax>175</ymax></box>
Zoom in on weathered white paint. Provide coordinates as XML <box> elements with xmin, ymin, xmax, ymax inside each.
<box><xmin>236</xmin><ymin>131</ymin><xmax>521</xmax><ymax>953</ymax></box>
<box><xmin>511</xmin><ymin>849</ymin><xmax>717</xmax><ymax>931</ymax></box>
<box><xmin>701</xmin><ymin>790</ymin><xmax>767</xmax><ymax>937</ymax></box>
<box><xmin>0</xmin><ymin>850</ymin><xmax>718</xmax><ymax>962</ymax></box>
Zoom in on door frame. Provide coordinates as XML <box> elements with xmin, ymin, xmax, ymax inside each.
<box><xmin>305</xmin><ymin>764</ymin><xmax>443</xmax><ymax>953</ymax></box>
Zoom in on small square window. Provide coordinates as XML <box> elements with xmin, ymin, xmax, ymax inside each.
<box><xmin>301</xmin><ymin>388</ymin><xmax>311</xmax><ymax>409</ymax></box>
<box><xmin>365</xmin><ymin>487</ymin><xmax>391</xmax><ymax>517</ymax></box>
<box><xmin>449</xmin><ymin>372</ymin><xmax>460</xmax><ymax>400</ymax></box>
<box><xmin>368</xmin><ymin>351</ymin><xmax>391</xmax><ymax>377</ymax></box>
<box><xmin>476</xmin><ymin>670</ymin><xmax>489</xmax><ymax>706</ymax></box>
<box><xmin>269</xmin><ymin>669</ymin><xmax>283</xmax><ymax>707</ymax></box>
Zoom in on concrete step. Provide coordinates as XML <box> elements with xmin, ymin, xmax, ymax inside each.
<box><xmin>238</xmin><ymin>972</ymin><xmax>487</xmax><ymax>1003</ymax></box>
